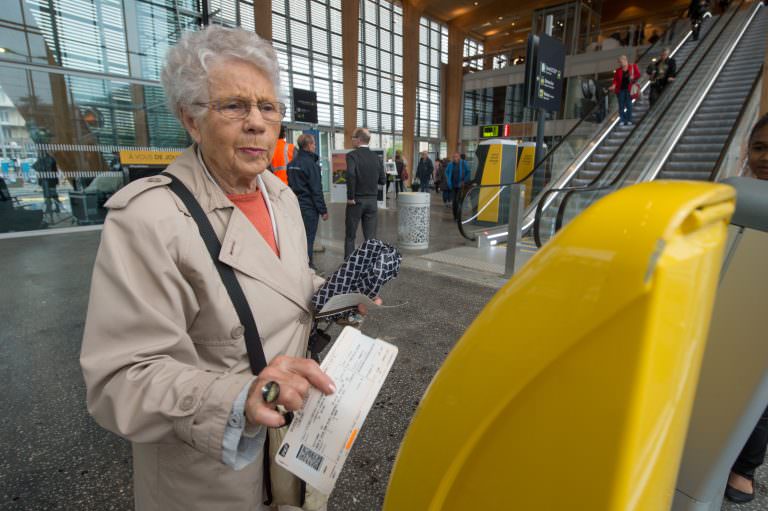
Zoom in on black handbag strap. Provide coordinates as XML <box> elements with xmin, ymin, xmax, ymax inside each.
<box><xmin>161</xmin><ymin>172</ymin><xmax>267</xmax><ymax>375</ymax></box>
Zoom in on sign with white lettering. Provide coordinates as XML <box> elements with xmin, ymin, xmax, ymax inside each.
<box><xmin>293</xmin><ymin>88</ymin><xmax>318</xmax><ymax>124</ymax></box>
<box><xmin>524</xmin><ymin>33</ymin><xmax>565</xmax><ymax>112</ymax></box>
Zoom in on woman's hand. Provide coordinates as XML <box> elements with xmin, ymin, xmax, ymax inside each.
<box><xmin>357</xmin><ymin>296</ymin><xmax>383</xmax><ymax>316</ymax></box>
<box><xmin>245</xmin><ymin>355</ymin><xmax>335</xmax><ymax>428</ymax></box>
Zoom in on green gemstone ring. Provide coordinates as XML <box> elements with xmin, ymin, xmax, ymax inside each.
<box><xmin>261</xmin><ymin>381</ymin><xmax>280</xmax><ymax>404</ymax></box>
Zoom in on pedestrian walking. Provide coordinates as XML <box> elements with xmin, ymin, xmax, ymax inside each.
<box><xmin>344</xmin><ymin>127</ymin><xmax>386</xmax><ymax>258</ymax></box>
<box><xmin>416</xmin><ymin>151</ymin><xmax>433</xmax><ymax>193</ymax></box>
<box><xmin>445</xmin><ymin>152</ymin><xmax>470</xmax><ymax>221</ymax></box>
<box><xmin>287</xmin><ymin>133</ymin><xmax>328</xmax><ymax>269</ymax></box>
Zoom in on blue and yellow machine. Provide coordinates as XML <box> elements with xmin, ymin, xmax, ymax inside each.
<box><xmin>384</xmin><ymin>181</ymin><xmax>735</xmax><ymax>511</ymax></box>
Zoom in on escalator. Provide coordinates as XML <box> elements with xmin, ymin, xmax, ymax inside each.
<box><xmin>459</xmin><ymin>7</ymin><xmax>723</xmax><ymax>244</ymax></box>
<box><xmin>568</xmin><ymin>21</ymin><xmax>715</xmax><ymax>188</ymax></box>
<box><xmin>657</xmin><ymin>11</ymin><xmax>767</xmax><ymax>181</ymax></box>
<box><xmin>531</xmin><ymin>0</ymin><xmax>766</xmax><ymax>246</ymax></box>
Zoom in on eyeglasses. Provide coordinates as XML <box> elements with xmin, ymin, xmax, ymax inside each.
<box><xmin>195</xmin><ymin>98</ymin><xmax>287</xmax><ymax>122</ymax></box>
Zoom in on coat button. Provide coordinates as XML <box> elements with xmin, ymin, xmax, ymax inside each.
<box><xmin>299</xmin><ymin>312</ymin><xmax>311</xmax><ymax>325</ymax></box>
<box><xmin>228</xmin><ymin>414</ymin><xmax>244</xmax><ymax>428</ymax></box>
<box><xmin>231</xmin><ymin>325</ymin><xmax>245</xmax><ymax>338</ymax></box>
<box><xmin>179</xmin><ymin>395</ymin><xmax>196</xmax><ymax>412</ymax></box>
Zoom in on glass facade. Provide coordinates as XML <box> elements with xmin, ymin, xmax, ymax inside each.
<box><xmin>272</xmin><ymin>0</ymin><xmax>343</xmax><ymax>127</ymax></box>
<box><xmin>463</xmin><ymin>37</ymin><xmax>484</xmax><ymax>72</ymax></box>
<box><xmin>0</xmin><ymin>0</ymin><xmax>455</xmax><ymax>233</ymax></box>
<box><xmin>416</xmin><ymin>16</ymin><xmax>447</xmax><ymax>141</ymax></box>
<box><xmin>357</xmin><ymin>0</ymin><xmax>403</xmax><ymax>154</ymax></box>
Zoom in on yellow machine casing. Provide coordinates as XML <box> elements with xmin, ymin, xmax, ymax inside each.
<box><xmin>384</xmin><ymin>181</ymin><xmax>734</xmax><ymax>511</ymax></box>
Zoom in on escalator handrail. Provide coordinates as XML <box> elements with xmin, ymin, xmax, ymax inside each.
<box><xmin>533</xmin><ymin>0</ymin><xmax>749</xmax><ymax>246</ymax></box>
<box><xmin>709</xmin><ymin>64</ymin><xmax>764</xmax><ymax>181</ymax></box>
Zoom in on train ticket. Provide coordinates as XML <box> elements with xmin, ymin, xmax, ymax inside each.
<box><xmin>274</xmin><ymin>326</ymin><xmax>398</xmax><ymax>494</ymax></box>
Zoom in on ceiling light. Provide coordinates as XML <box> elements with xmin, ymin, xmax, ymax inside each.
<box><xmin>511</xmin><ymin>22</ymin><xmax>515</xmax><ymax>26</ymax></box>
<box><xmin>0</xmin><ymin>48</ymin><xmax>6</xmax><ymax>53</ymax></box>
<box><xmin>498</xmin><ymin>16</ymin><xmax>503</xmax><ymax>20</ymax></box>
<box><xmin>473</xmin><ymin>1</ymin><xmax>479</xmax><ymax>5</ymax></box>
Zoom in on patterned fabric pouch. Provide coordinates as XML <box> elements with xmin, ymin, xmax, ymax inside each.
<box><xmin>311</xmin><ymin>239</ymin><xmax>402</xmax><ymax>323</ymax></box>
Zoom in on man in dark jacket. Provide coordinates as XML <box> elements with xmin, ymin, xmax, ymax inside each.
<box><xmin>288</xmin><ymin>133</ymin><xmax>328</xmax><ymax>269</ymax></box>
<box><xmin>689</xmin><ymin>0</ymin><xmax>709</xmax><ymax>40</ymax></box>
<box><xmin>647</xmin><ymin>47</ymin><xmax>677</xmax><ymax>106</ymax></box>
<box><xmin>344</xmin><ymin>127</ymin><xmax>386</xmax><ymax>258</ymax></box>
<box><xmin>416</xmin><ymin>151</ymin><xmax>434</xmax><ymax>192</ymax></box>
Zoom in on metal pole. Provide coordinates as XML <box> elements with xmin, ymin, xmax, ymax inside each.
<box><xmin>534</xmin><ymin>15</ymin><xmax>554</xmax><ymax>167</ymax></box>
<box><xmin>504</xmin><ymin>184</ymin><xmax>525</xmax><ymax>277</ymax></box>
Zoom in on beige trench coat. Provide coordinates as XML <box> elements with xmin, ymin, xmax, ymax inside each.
<box><xmin>80</xmin><ymin>146</ymin><xmax>322</xmax><ymax>510</ymax></box>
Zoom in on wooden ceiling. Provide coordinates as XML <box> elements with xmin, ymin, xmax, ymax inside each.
<box><xmin>417</xmin><ymin>0</ymin><xmax>691</xmax><ymax>51</ymax></box>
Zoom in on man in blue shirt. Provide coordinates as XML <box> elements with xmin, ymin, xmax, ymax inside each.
<box><xmin>445</xmin><ymin>152</ymin><xmax>470</xmax><ymax>221</ymax></box>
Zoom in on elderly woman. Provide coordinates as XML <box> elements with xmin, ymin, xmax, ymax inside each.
<box><xmin>80</xmin><ymin>26</ymin><xmax>337</xmax><ymax>510</ymax></box>
<box><xmin>608</xmin><ymin>55</ymin><xmax>640</xmax><ymax>126</ymax></box>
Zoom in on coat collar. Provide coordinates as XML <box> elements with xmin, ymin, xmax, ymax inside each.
<box><xmin>166</xmin><ymin>146</ymin><xmax>312</xmax><ymax>312</ymax></box>
<box><xmin>295</xmin><ymin>148</ymin><xmax>318</xmax><ymax>163</ymax></box>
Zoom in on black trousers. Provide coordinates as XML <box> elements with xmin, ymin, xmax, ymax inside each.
<box><xmin>649</xmin><ymin>83</ymin><xmax>667</xmax><ymax>106</ymax></box>
<box><xmin>300</xmin><ymin>208</ymin><xmax>319</xmax><ymax>264</ymax></box>
<box><xmin>344</xmin><ymin>197</ymin><xmax>378</xmax><ymax>259</ymax></box>
<box><xmin>732</xmin><ymin>405</ymin><xmax>768</xmax><ymax>478</ymax></box>
<box><xmin>451</xmin><ymin>187</ymin><xmax>463</xmax><ymax>221</ymax></box>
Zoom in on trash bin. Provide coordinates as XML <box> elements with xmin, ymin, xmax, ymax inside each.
<box><xmin>397</xmin><ymin>192</ymin><xmax>430</xmax><ymax>249</ymax></box>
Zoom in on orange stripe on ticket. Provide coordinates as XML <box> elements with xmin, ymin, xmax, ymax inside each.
<box><xmin>345</xmin><ymin>429</ymin><xmax>358</xmax><ymax>450</ymax></box>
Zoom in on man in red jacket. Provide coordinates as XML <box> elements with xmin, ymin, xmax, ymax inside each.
<box><xmin>609</xmin><ymin>55</ymin><xmax>640</xmax><ymax>126</ymax></box>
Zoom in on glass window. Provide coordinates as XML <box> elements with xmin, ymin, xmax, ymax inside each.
<box><xmin>463</xmin><ymin>37</ymin><xmax>484</xmax><ymax>72</ymax></box>
<box><xmin>272</xmin><ymin>0</ymin><xmax>342</xmax><ymax>130</ymax></box>
<box><xmin>0</xmin><ymin>0</ymin><xmax>217</xmax><ymax>233</ymax></box>
<box><xmin>417</xmin><ymin>16</ymin><xmax>447</xmax><ymax>140</ymax></box>
<box><xmin>357</xmin><ymin>0</ymin><xmax>403</xmax><ymax>154</ymax></box>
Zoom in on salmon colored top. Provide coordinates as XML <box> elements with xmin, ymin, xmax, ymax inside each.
<box><xmin>227</xmin><ymin>190</ymin><xmax>280</xmax><ymax>257</ymax></box>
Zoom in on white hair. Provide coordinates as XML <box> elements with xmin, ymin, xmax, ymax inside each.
<box><xmin>160</xmin><ymin>25</ymin><xmax>281</xmax><ymax>121</ymax></box>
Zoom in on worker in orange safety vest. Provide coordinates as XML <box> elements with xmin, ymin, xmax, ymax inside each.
<box><xmin>271</xmin><ymin>125</ymin><xmax>294</xmax><ymax>185</ymax></box>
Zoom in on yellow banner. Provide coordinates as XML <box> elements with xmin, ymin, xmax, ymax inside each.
<box><xmin>516</xmin><ymin>144</ymin><xmax>536</xmax><ymax>207</ymax></box>
<box><xmin>119</xmin><ymin>150</ymin><xmax>182</xmax><ymax>165</ymax></box>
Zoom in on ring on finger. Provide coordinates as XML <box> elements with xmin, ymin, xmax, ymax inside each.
<box><xmin>261</xmin><ymin>381</ymin><xmax>280</xmax><ymax>404</ymax></box>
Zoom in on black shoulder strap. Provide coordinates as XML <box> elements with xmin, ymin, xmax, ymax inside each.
<box><xmin>161</xmin><ymin>172</ymin><xmax>267</xmax><ymax>375</ymax></box>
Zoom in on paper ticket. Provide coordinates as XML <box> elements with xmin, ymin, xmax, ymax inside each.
<box><xmin>274</xmin><ymin>326</ymin><xmax>398</xmax><ymax>494</ymax></box>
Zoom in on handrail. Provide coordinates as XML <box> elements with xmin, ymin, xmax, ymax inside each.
<box><xmin>457</xmin><ymin>8</ymin><xmax>696</xmax><ymax>242</ymax></box>
<box><xmin>532</xmin><ymin>0</ymin><xmax>749</xmax><ymax>246</ymax></box>
<box><xmin>709</xmin><ymin>64</ymin><xmax>763</xmax><ymax>181</ymax></box>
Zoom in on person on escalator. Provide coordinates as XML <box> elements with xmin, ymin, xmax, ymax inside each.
<box><xmin>689</xmin><ymin>0</ymin><xmax>710</xmax><ymax>41</ymax></box>
<box><xmin>724</xmin><ymin>113</ymin><xmax>768</xmax><ymax>504</ymax></box>
<box><xmin>609</xmin><ymin>55</ymin><xmax>640</xmax><ymax>126</ymax></box>
<box><xmin>647</xmin><ymin>47</ymin><xmax>677</xmax><ymax>106</ymax></box>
